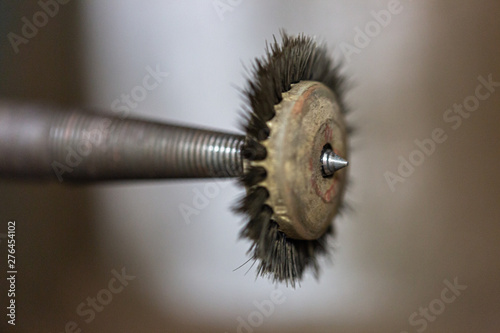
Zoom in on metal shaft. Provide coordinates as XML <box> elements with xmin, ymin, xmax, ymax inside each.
<box><xmin>0</xmin><ymin>101</ymin><xmax>245</xmax><ymax>181</ymax></box>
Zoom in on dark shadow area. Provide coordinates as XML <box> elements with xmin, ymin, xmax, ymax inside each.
<box><xmin>0</xmin><ymin>2</ymin><xmax>98</xmax><ymax>332</ymax></box>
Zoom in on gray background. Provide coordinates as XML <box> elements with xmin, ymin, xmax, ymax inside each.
<box><xmin>1</xmin><ymin>1</ymin><xmax>499</xmax><ymax>332</ymax></box>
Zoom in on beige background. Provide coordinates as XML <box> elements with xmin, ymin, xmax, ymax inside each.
<box><xmin>1</xmin><ymin>1</ymin><xmax>499</xmax><ymax>332</ymax></box>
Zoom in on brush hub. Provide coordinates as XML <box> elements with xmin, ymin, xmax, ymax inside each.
<box><xmin>254</xmin><ymin>81</ymin><xmax>348</xmax><ymax>240</ymax></box>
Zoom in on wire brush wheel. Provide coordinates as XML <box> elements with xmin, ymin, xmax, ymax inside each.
<box><xmin>236</xmin><ymin>31</ymin><xmax>349</xmax><ymax>286</ymax></box>
<box><xmin>0</xmin><ymin>30</ymin><xmax>348</xmax><ymax>287</ymax></box>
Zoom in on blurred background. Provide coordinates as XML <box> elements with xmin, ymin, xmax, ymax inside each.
<box><xmin>1</xmin><ymin>1</ymin><xmax>499</xmax><ymax>332</ymax></box>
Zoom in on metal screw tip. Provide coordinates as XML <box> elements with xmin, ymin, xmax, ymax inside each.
<box><xmin>321</xmin><ymin>149</ymin><xmax>349</xmax><ymax>177</ymax></box>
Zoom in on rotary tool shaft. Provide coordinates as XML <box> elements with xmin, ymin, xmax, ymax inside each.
<box><xmin>0</xmin><ymin>102</ymin><xmax>244</xmax><ymax>181</ymax></box>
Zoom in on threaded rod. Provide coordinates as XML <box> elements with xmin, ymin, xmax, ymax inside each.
<box><xmin>0</xmin><ymin>102</ymin><xmax>245</xmax><ymax>181</ymax></box>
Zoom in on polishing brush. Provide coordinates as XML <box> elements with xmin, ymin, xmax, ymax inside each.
<box><xmin>0</xmin><ymin>32</ymin><xmax>349</xmax><ymax>286</ymax></box>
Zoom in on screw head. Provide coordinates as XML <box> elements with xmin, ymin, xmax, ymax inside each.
<box><xmin>321</xmin><ymin>149</ymin><xmax>349</xmax><ymax>177</ymax></box>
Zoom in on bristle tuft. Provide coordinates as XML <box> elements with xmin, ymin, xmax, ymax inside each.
<box><xmin>242</xmin><ymin>139</ymin><xmax>267</xmax><ymax>161</ymax></box>
<box><xmin>239</xmin><ymin>166</ymin><xmax>267</xmax><ymax>187</ymax></box>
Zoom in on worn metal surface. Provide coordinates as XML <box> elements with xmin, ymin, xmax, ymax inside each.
<box><xmin>252</xmin><ymin>81</ymin><xmax>348</xmax><ymax>240</ymax></box>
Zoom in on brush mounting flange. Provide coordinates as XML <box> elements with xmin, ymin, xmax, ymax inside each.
<box><xmin>251</xmin><ymin>81</ymin><xmax>348</xmax><ymax>240</ymax></box>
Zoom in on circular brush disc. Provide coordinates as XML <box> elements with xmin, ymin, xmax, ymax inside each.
<box><xmin>235</xmin><ymin>31</ymin><xmax>349</xmax><ymax>286</ymax></box>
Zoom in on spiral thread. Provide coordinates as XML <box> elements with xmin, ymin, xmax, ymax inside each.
<box><xmin>0</xmin><ymin>102</ymin><xmax>244</xmax><ymax>180</ymax></box>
